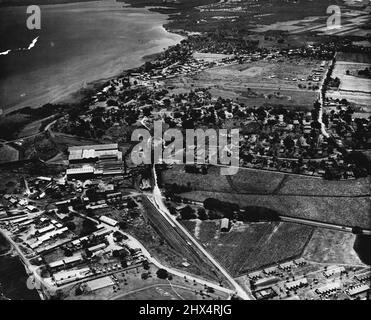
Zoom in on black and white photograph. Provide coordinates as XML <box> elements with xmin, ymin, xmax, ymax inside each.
<box><xmin>0</xmin><ymin>0</ymin><xmax>370</xmax><ymax>307</ymax></box>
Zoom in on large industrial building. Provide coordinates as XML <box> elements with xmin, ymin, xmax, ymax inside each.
<box><xmin>67</xmin><ymin>144</ymin><xmax>125</xmax><ymax>180</ymax></box>
<box><xmin>68</xmin><ymin>144</ymin><xmax>122</xmax><ymax>164</ymax></box>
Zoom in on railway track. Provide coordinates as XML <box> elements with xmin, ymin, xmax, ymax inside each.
<box><xmin>142</xmin><ymin>196</ymin><xmax>224</xmax><ymax>285</ymax></box>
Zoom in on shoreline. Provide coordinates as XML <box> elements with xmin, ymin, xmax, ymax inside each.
<box><xmin>1</xmin><ymin>2</ymin><xmax>185</xmax><ymax>117</ymax></box>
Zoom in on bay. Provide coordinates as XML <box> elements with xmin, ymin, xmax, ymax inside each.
<box><xmin>0</xmin><ymin>0</ymin><xmax>182</xmax><ymax>113</ymax></box>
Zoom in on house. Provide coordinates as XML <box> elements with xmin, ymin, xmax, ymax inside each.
<box><xmin>88</xmin><ymin>243</ymin><xmax>107</xmax><ymax>253</ymax></box>
<box><xmin>285</xmin><ymin>278</ymin><xmax>308</xmax><ymax>291</ymax></box>
<box><xmin>26</xmin><ymin>205</ymin><xmax>38</xmax><ymax>212</ymax></box>
<box><xmin>99</xmin><ymin>216</ymin><xmax>118</xmax><ymax>227</ymax></box>
<box><xmin>66</xmin><ymin>166</ymin><xmax>95</xmax><ymax>180</ymax></box>
<box><xmin>85</xmin><ymin>276</ymin><xmax>114</xmax><ymax>292</ymax></box>
<box><xmin>220</xmin><ymin>218</ymin><xmax>230</xmax><ymax>232</ymax></box>
<box><xmin>68</xmin><ymin>144</ymin><xmax>122</xmax><ymax>164</ymax></box>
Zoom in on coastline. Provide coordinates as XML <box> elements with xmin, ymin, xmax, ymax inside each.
<box><xmin>1</xmin><ymin>2</ymin><xmax>185</xmax><ymax>116</ymax></box>
<box><xmin>54</xmin><ymin>23</ymin><xmax>185</xmax><ymax>111</ymax></box>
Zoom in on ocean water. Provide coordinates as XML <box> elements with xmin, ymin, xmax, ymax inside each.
<box><xmin>0</xmin><ymin>0</ymin><xmax>182</xmax><ymax>113</ymax></box>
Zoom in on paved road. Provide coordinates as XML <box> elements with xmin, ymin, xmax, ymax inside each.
<box><xmin>76</xmin><ymin>211</ymin><xmax>236</xmax><ymax>297</ymax></box>
<box><xmin>280</xmin><ymin>216</ymin><xmax>371</xmax><ymax>235</ymax></box>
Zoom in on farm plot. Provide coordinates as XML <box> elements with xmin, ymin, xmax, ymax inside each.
<box><xmin>183</xmin><ymin>220</ymin><xmax>314</xmax><ymax>277</ymax></box>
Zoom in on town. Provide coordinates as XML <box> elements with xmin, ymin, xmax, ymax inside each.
<box><xmin>0</xmin><ymin>0</ymin><xmax>370</xmax><ymax>301</ymax></box>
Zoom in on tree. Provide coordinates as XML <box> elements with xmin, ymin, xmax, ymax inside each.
<box><xmin>81</xmin><ymin>219</ymin><xmax>97</xmax><ymax>236</ymax></box>
<box><xmin>112</xmin><ymin>250</ymin><xmax>122</xmax><ymax>258</ymax></box>
<box><xmin>179</xmin><ymin>205</ymin><xmax>196</xmax><ymax>220</ymax></box>
<box><xmin>168</xmin><ymin>206</ymin><xmax>177</xmax><ymax>216</ymax></box>
<box><xmin>283</xmin><ymin>136</ymin><xmax>295</xmax><ymax>150</ymax></box>
<box><xmin>75</xmin><ymin>287</ymin><xmax>83</xmax><ymax>296</ymax></box>
<box><xmin>119</xmin><ymin>221</ymin><xmax>128</xmax><ymax>230</ymax></box>
<box><xmin>197</xmin><ymin>207</ymin><xmax>208</xmax><ymax>220</ymax></box>
<box><xmin>204</xmin><ymin>198</ymin><xmax>221</xmax><ymax>210</ymax></box>
<box><xmin>141</xmin><ymin>272</ymin><xmax>149</xmax><ymax>280</ymax></box>
<box><xmin>66</xmin><ymin>222</ymin><xmax>76</xmax><ymax>231</ymax></box>
<box><xmin>142</xmin><ymin>260</ymin><xmax>150</xmax><ymax>270</ymax></box>
<box><xmin>352</xmin><ymin>226</ymin><xmax>362</xmax><ymax>235</ymax></box>
<box><xmin>156</xmin><ymin>268</ymin><xmax>169</xmax><ymax>279</ymax></box>
<box><xmin>107</xmin><ymin>99</ymin><xmax>118</xmax><ymax>107</ymax></box>
<box><xmin>127</xmin><ymin>199</ymin><xmax>137</xmax><ymax>209</ymax></box>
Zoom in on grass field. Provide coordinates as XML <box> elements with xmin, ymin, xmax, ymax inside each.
<box><xmin>0</xmin><ymin>145</ymin><xmax>19</xmax><ymax>162</ymax></box>
<box><xmin>162</xmin><ymin>165</ymin><xmax>371</xmax><ymax>228</ymax></box>
<box><xmin>166</xmin><ymin>58</ymin><xmax>320</xmax><ymax>108</ymax></box>
<box><xmin>162</xmin><ymin>165</ymin><xmax>370</xmax><ymax>196</ymax></box>
<box><xmin>327</xmin><ymin>55</ymin><xmax>371</xmax><ymax>107</ymax></box>
<box><xmin>277</xmin><ymin>175</ymin><xmax>370</xmax><ymax>197</ymax></box>
<box><xmin>17</xmin><ymin>118</ymin><xmax>46</xmax><ymax>138</ymax></box>
<box><xmin>332</xmin><ymin>61</ymin><xmax>371</xmax><ymax>94</ymax></box>
<box><xmin>302</xmin><ymin>228</ymin><xmax>365</xmax><ymax>266</ymax></box>
<box><xmin>182</xmin><ymin>220</ymin><xmax>314</xmax><ymax>276</ymax></box>
<box><xmin>121</xmin><ymin>285</ymin><xmax>201</xmax><ymax>300</ymax></box>
<box><xmin>180</xmin><ymin>190</ymin><xmax>371</xmax><ymax>229</ymax></box>
<box><xmin>66</xmin><ymin>261</ymin><xmax>228</xmax><ymax>300</ymax></box>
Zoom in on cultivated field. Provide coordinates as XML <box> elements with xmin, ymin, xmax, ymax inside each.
<box><xmin>182</xmin><ymin>220</ymin><xmax>314</xmax><ymax>276</ymax></box>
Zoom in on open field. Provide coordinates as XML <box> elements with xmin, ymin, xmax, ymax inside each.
<box><xmin>327</xmin><ymin>90</ymin><xmax>371</xmax><ymax>110</ymax></box>
<box><xmin>277</xmin><ymin>175</ymin><xmax>370</xmax><ymax>197</ymax></box>
<box><xmin>182</xmin><ymin>220</ymin><xmax>314</xmax><ymax>276</ymax></box>
<box><xmin>302</xmin><ymin>228</ymin><xmax>365</xmax><ymax>266</ymax></box>
<box><xmin>162</xmin><ymin>166</ymin><xmax>371</xmax><ymax>228</ymax></box>
<box><xmin>250</xmin><ymin>8</ymin><xmax>371</xmax><ymax>37</ymax></box>
<box><xmin>166</xmin><ymin>58</ymin><xmax>321</xmax><ymax>108</ymax></box>
<box><xmin>120</xmin><ymin>285</ymin><xmax>202</xmax><ymax>300</ymax></box>
<box><xmin>65</xmin><ymin>262</ymin><xmax>228</xmax><ymax>300</ymax></box>
<box><xmin>180</xmin><ymin>190</ymin><xmax>371</xmax><ymax>230</ymax></box>
<box><xmin>162</xmin><ymin>165</ymin><xmax>371</xmax><ymax>197</ymax></box>
<box><xmin>327</xmin><ymin>53</ymin><xmax>371</xmax><ymax>108</ymax></box>
<box><xmin>332</xmin><ymin>61</ymin><xmax>371</xmax><ymax>94</ymax></box>
<box><xmin>0</xmin><ymin>144</ymin><xmax>19</xmax><ymax>162</ymax></box>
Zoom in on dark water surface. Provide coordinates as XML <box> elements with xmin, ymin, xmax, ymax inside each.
<box><xmin>0</xmin><ymin>0</ymin><xmax>182</xmax><ymax>113</ymax></box>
